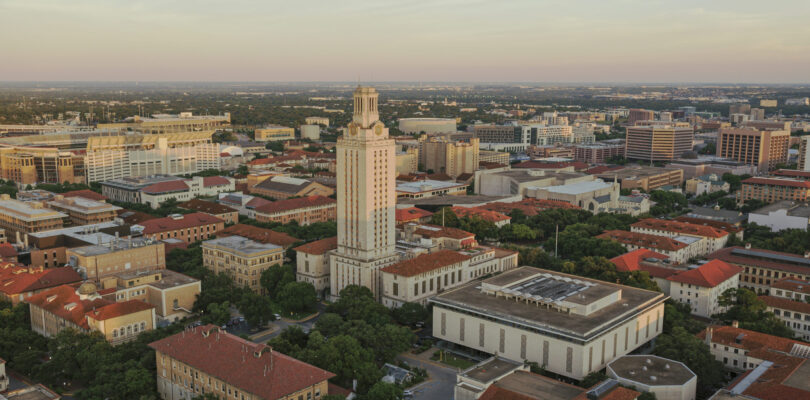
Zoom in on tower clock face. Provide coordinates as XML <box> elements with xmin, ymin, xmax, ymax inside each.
<box><xmin>349</xmin><ymin>124</ymin><xmax>358</xmax><ymax>135</ymax></box>
<box><xmin>374</xmin><ymin>124</ymin><xmax>383</xmax><ymax>135</ymax></box>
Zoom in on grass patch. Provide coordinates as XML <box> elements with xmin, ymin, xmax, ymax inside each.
<box><xmin>430</xmin><ymin>350</ymin><xmax>477</xmax><ymax>370</ymax></box>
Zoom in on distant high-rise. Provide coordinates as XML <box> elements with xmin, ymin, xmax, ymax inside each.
<box><xmin>627</xmin><ymin>109</ymin><xmax>655</xmax><ymax>125</ymax></box>
<box><xmin>716</xmin><ymin>125</ymin><xmax>790</xmax><ymax>172</ymax></box>
<box><xmin>798</xmin><ymin>136</ymin><xmax>810</xmax><ymax>172</ymax></box>
<box><xmin>330</xmin><ymin>87</ymin><xmax>399</xmax><ymax>300</ymax></box>
<box><xmin>749</xmin><ymin>108</ymin><xmax>765</xmax><ymax>121</ymax></box>
<box><xmin>625</xmin><ymin>125</ymin><xmax>694</xmax><ymax>162</ymax></box>
<box><xmin>729</xmin><ymin>104</ymin><xmax>751</xmax><ymax>116</ymax></box>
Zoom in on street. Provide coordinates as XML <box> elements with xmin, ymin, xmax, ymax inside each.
<box><xmin>398</xmin><ymin>350</ymin><xmax>458</xmax><ymax>400</ymax></box>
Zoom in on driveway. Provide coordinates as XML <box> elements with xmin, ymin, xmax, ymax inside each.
<box><xmin>398</xmin><ymin>349</ymin><xmax>458</xmax><ymax>400</ymax></box>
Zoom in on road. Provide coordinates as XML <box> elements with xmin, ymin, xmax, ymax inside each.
<box><xmin>249</xmin><ymin>302</ymin><xmax>327</xmax><ymax>343</ymax></box>
<box><xmin>398</xmin><ymin>351</ymin><xmax>458</xmax><ymax>400</ymax></box>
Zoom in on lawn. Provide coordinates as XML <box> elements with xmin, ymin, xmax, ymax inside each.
<box><xmin>431</xmin><ymin>350</ymin><xmax>477</xmax><ymax>370</ymax></box>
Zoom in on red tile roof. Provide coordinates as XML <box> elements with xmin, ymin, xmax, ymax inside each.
<box><xmin>0</xmin><ymin>264</ymin><xmax>82</xmax><ymax>297</ymax></box>
<box><xmin>632</xmin><ymin>218</ymin><xmax>728</xmax><ymax>239</ymax></box>
<box><xmin>141</xmin><ymin>180</ymin><xmax>189</xmax><ymax>195</ymax></box>
<box><xmin>88</xmin><ymin>299</ymin><xmax>154</xmax><ymax>320</ymax></box>
<box><xmin>381</xmin><ymin>250</ymin><xmax>471</xmax><ymax>277</ymax></box>
<box><xmin>667</xmin><ymin>259</ymin><xmax>741</xmax><ymax>287</ymax></box>
<box><xmin>759</xmin><ymin>295</ymin><xmax>810</xmax><ymax>315</ymax></box>
<box><xmin>773</xmin><ymin>169</ymin><xmax>810</xmax><ymax>180</ymax></box>
<box><xmin>413</xmin><ymin>224</ymin><xmax>476</xmax><ymax>240</ymax></box>
<box><xmin>116</xmin><ymin>209</ymin><xmax>157</xmax><ymax>224</ymax></box>
<box><xmin>584</xmin><ymin>165</ymin><xmax>624</xmax><ymax>175</ymax></box>
<box><xmin>673</xmin><ymin>216</ymin><xmax>744</xmax><ymax>234</ymax></box>
<box><xmin>202</xmin><ymin>176</ymin><xmax>232</xmax><ymax>187</ymax></box>
<box><xmin>138</xmin><ymin>212</ymin><xmax>224</xmax><ymax>235</ymax></box>
<box><xmin>61</xmin><ymin>189</ymin><xmax>107</xmax><ymax>201</ymax></box>
<box><xmin>0</xmin><ymin>243</ymin><xmax>18</xmax><ymax>259</ymax></box>
<box><xmin>597</xmin><ymin>230</ymin><xmax>687</xmax><ymax>252</ymax></box>
<box><xmin>26</xmin><ymin>284</ymin><xmax>151</xmax><ymax>329</ymax></box>
<box><xmin>254</xmin><ymin>195</ymin><xmax>336</xmax><ymax>215</ymax></box>
<box><xmin>770</xmin><ymin>277</ymin><xmax>810</xmax><ymax>295</ymax></box>
<box><xmin>149</xmin><ymin>325</ymin><xmax>335</xmax><ymax>400</ymax></box>
<box><xmin>395</xmin><ymin>207</ymin><xmax>434</xmax><ymax>223</ymax></box>
<box><xmin>743</xmin><ymin>177</ymin><xmax>810</xmax><ymax>188</ymax></box>
<box><xmin>708</xmin><ymin>246</ymin><xmax>810</xmax><ymax>275</ymax></box>
<box><xmin>451</xmin><ymin>206</ymin><xmax>511</xmax><ymax>223</ymax></box>
<box><xmin>293</xmin><ymin>237</ymin><xmax>337</xmax><ymax>255</ymax></box>
<box><xmin>178</xmin><ymin>199</ymin><xmax>237</xmax><ymax>215</ymax></box>
<box><xmin>478</xmin><ymin>386</ymin><xmax>535</xmax><ymax>400</ymax></box>
<box><xmin>697</xmin><ymin>325</ymin><xmax>804</xmax><ymax>354</ymax></box>
<box><xmin>610</xmin><ymin>249</ymin><xmax>670</xmax><ymax>272</ymax></box>
<box><xmin>217</xmin><ymin>224</ymin><xmax>299</xmax><ymax>247</ymax></box>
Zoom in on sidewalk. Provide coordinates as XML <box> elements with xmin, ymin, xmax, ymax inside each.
<box><xmin>248</xmin><ymin>325</ymin><xmax>278</xmax><ymax>341</ymax></box>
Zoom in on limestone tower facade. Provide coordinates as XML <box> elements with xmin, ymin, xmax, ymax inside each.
<box><xmin>330</xmin><ymin>86</ymin><xmax>398</xmax><ymax>300</ymax></box>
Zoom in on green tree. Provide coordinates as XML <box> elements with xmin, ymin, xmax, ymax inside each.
<box><xmin>277</xmin><ymin>281</ymin><xmax>318</xmax><ymax>314</ymax></box>
<box><xmin>238</xmin><ymin>292</ymin><xmax>274</xmax><ymax>328</ymax></box>
<box><xmin>716</xmin><ymin>288</ymin><xmax>795</xmax><ymax>338</ymax></box>
<box><xmin>314</xmin><ymin>312</ymin><xmax>345</xmax><ymax>337</ymax></box>
<box><xmin>260</xmin><ymin>264</ymin><xmax>296</xmax><ymax>299</ymax></box>
<box><xmin>392</xmin><ymin>302</ymin><xmax>429</xmax><ymax>326</ymax></box>
<box><xmin>203</xmin><ymin>301</ymin><xmax>231</xmax><ymax>326</ymax></box>
<box><xmin>654</xmin><ymin>327</ymin><xmax>724</xmax><ymax>398</ymax></box>
<box><xmin>578</xmin><ymin>371</ymin><xmax>607</xmax><ymax>388</ymax></box>
<box><xmin>327</xmin><ymin>285</ymin><xmax>392</xmax><ymax>326</ymax></box>
<box><xmin>365</xmin><ymin>382</ymin><xmax>404</xmax><ymax>400</ymax></box>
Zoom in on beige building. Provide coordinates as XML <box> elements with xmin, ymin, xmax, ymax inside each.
<box><xmin>478</xmin><ymin>150</ymin><xmax>509</xmax><ymax>166</ymax></box>
<box><xmin>431</xmin><ymin>267</ymin><xmax>667</xmax><ymax>380</ymax></box>
<box><xmin>330</xmin><ymin>87</ymin><xmax>400</xmax><ymax>300</ymax></box>
<box><xmin>0</xmin><ymin>195</ymin><xmax>67</xmax><ymax>244</ymax></box>
<box><xmin>98</xmin><ymin>113</ymin><xmax>230</xmax><ymax>135</ymax></box>
<box><xmin>305</xmin><ymin>116</ymin><xmax>329</xmax><ymax>126</ymax></box>
<box><xmin>595</xmin><ymin>166</ymin><xmax>684</xmax><ymax>192</ymax></box>
<box><xmin>799</xmin><ymin>135</ymin><xmax>810</xmax><ymax>172</ymax></box>
<box><xmin>149</xmin><ymin>325</ymin><xmax>336</xmax><ymax>400</ymax></box>
<box><xmin>67</xmin><ymin>238</ymin><xmax>166</xmax><ymax>282</ymax></box>
<box><xmin>255</xmin><ymin>125</ymin><xmax>295</xmax><ymax>142</ymax></box>
<box><xmin>202</xmin><ymin>235</ymin><xmax>284</xmax><ymax>294</ymax></box>
<box><xmin>665</xmin><ymin>260</ymin><xmax>741</xmax><ymax>318</ymax></box>
<box><xmin>526</xmin><ymin>179</ymin><xmax>649</xmax><ymax>215</ymax></box>
<box><xmin>47</xmin><ymin>195</ymin><xmax>121</xmax><ymax>226</ymax></box>
<box><xmin>684</xmin><ymin>174</ymin><xmax>730</xmax><ymax>196</ymax></box>
<box><xmin>399</xmin><ymin>118</ymin><xmax>457</xmax><ymax>134</ymax></box>
<box><xmin>102</xmin><ymin>269</ymin><xmax>201</xmax><ymax>324</ymax></box>
<box><xmin>380</xmin><ymin>250</ymin><xmax>471</xmax><ymax>308</ymax></box>
<box><xmin>716</xmin><ymin>126</ymin><xmax>790</xmax><ymax>172</ymax></box>
<box><xmin>0</xmin><ymin>145</ymin><xmax>83</xmax><ymax>186</ymax></box>
<box><xmin>419</xmin><ymin>136</ymin><xmax>480</xmax><ymax>178</ymax></box>
<box><xmin>631</xmin><ymin>218</ymin><xmax>729</xmax><ymax>256</ymax></box>
<box><xmin>396</xmin><ymin>147</ymin><xmax>419</xmax><ymax>175</ymax></box>
<box><xmin>294</xmin><ymin>237</ymin><xmax>337</xmax><ymax>298</ymax></box>
<box><xmin>625</xmin><ymin>125</ymin><xmax>694</xmax><ymax>161</ymax></box>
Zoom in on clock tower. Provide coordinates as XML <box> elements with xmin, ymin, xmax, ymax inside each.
<box><xmin>330</xmin><ymin>86</ymin><xmax>399</xmax><ymax>300</ymax></box>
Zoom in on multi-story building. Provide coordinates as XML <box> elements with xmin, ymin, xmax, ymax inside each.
<box><xmin>665</xmin><ymin>260</ymin><xmax>741</xmax><ymax>318</ymax></box>
<box><xmin>607</xmin><ymin>355</ymin><xmax>697</xmax><ymax>400</ymax></box>
<box><xmin>747</xmin><ymin>200</ymin><xmax>810</xmax><ymax>231</ymax></box>
<box><xmin>630</xmin><ymin>218</ymin><xmax>729</xmax><ymax>256</ymax></box>
<box><xmin>85</xmin><ymin>132</ymin><xmax>220</xmax><ymax>183</ymax></box>
<box><xmin>0</xmin><ymin>145</ymin><xmax>84</xmax><ymax>185</ymax></box>
<box><xmin>299</xmin><ymin>124</ymin><xmax>320</xmax><ymax>140</ymax></box>
<box><xmin>216</xmin><ymin>224</ymin><xmax>300</xmax><ymax>249</ymax></box>
<box><xmin>305</xmin><ymin>116</ymin><xmax>329</xmax><ymax>126</ymax></box>
<box><xmin>294</xmin><ymin>237</ymin><xmax>337</xmax><ymax>298</ymax></box>
<box><xmin>66</xmin><ymin>237</ymin><xmax>166</xmax><ymax>282</ymax></box>
<box><xmin>97</xmin><ymin>113</ymin><xmax>230</xmax><ymax>134</ymax></box>
<box><xmin>595</xmin><ymin>166</ymin><xmax>684</xmax><ymax>191</ymax></box>
<box><xmin>526</xmin><ymin>179</ymin><xmax>649</xmax><ymax>215</ymax></box>
<box><xmin>380</xmin><ymin>250</ymin><xmax>472</xmax><ymax>308</ymax></box>
<box><xmin>135</xmin><ymin>213</ymin><xmax>225</xmax><ymax>244</ymax></box>
<box><xmin>762</xmin><ymin>278</ymin><xmax>810</xmax><ymax>340</ymax></box>
<box><xmin>27</xmin><ymin>282</ymin><xmax>155</xmax><ymax>345</ymax></box>
<box><xmin>707</xmin><ymin>246</ymin><xmax>810</xmax><ymax>294</ymax></box>
<box><xmin>625</xmin><ymin>125</ymin><xmax>694</xmax><ymax>161</ymax></box>
<box><xmin>628</xmin><ymin>109</ymin><xmax>655</xmax><ymax>125</ymax></box>
<box><xmin>399</xmin><ymin>118</ymin><xmax>457</xmax><ymax>134</ymax></box>
<box><xmin>178</xmin><ymin>199</ymin><xmax>239</xmax><ymax>225</ymax></box>
<box><xmin>250</xmin><ymin>176</ymin><xmax>334</xmax><ymax>199</ymax></box>
<box><xmin>47</xmin><ymin>195</ymin><xmax>121</xmax><ymax>226</ymax></box>
<box><xmin>737</xmin><ymin>177</ymin><xmax>810</xmax><ymax>204</ymax></box>
<box><xmin>396</xmin><ymin>179</ymin><xmax>469</xmax><ymax>199</ymax></box>
<box><xmin>418</xmin><ymin>136</ymin><xmax>480</xmax><ymax>178</ymax></box>
<box><xmin>330</xmin><ymin>86</ymin><xmax>400</xmax><ymax>301</ymax></box>
<box><xmin>254</xmin><ymin>125</ymin><xmax>295</xmax><ymax>142</ymax></box>
<box><xmin>136</xmin><ymin>176</ymin><xmax>236</xmax><ymax>209</ymax></box>
<box><xmin>101</xmin><ymin>269</ymin><xmax>201</xmax><ymax>325</ymax></box>
<box><xmin>399</xmin><ymin>223</ymin><xmax>477</xmax><ymax>251</ymax></box>
<box><xmin>101</xmin><ymin>175</ymin><xmax>186</xmax><ymax>204</ymax></box>
<box><xmin>0</xmin><ymin>195</ymin><xmax>67</xmax><ymax>244</ymax></box>
<box><xmin>684</xmin><ymin>174</ymin><xmax>730</xmax><ymax>196</ymax></box>
<box><xmin>202</xmin><ymin>235</ymin><xmax>284</xmax><ymax>294</ymax></box>
<box><xmin>431</xmin><ymin>266</ymin><xmax>667</xmax><ymax>380</ymax></box>
<box><xmin>597</xmin><ymin>230</ymin><xmax>698</xmax><ymax>264</ymax></box>
<box><xmin>729</xmin><ymin>104</ymin><xmax>751</xmax><ymax>116</ymax></box>
<box><xmin>476</xmin><ymin>168</ymin><xmax>593</xmax><ymax>197</ymax></box>
<box><xmin>798</xmin><ymin>135</ymin><xmax>810</xmax><ymax>172</ymax></box>
<box><xmin>254</xmin><ymin>195</ymin><xmax>336</xmax><ymax>225</ymax></box>
<box><xmin>216</xmin><ymin>192</ymin><xmax>271</xmax><ymax>219</ymax></box>
<box><xmin>478</xmin><ymin>150</ymin><xmax>509</xmax><ymax>166</ymax></box>
<box><xmin>521</xmin><ymin>123</ymin><xmax>574</xmax><ymax>146</ymax></box>
<box><xmin>149</xmin><ymin>325</ymin><xmax>336</xmax><ymax>400</ymax></box>
<box><xmin>665</xmin><ymin>158</ymin><xmax>756</xmax><ymax>180</ymax></box>
<box><xmin>716</xmin><ymin>126</ymin><xmax>790</xmax><ymax>172</ymax></box>
<box><xmin>473</xmin><ymin>125</ymin><xmax>523</xmax><ymax>143</ymax></box>
<box><xmin>0</xmin><ymin>263</ymin><xmax>82</xmax><ymax>305</ymax></box>
<box><xmin>395</xmin><ymin>147</ymin><xmax>419</xmax><ymax>175</ymax></box>
<box><xmin>571</xmin><ymin>122</ymin><xmax>598</xmax><ymax>144</ymax></box>
<box><xmin>699</xmin><ymin>325</ymin><xmax>810</xmax><ymax>373</ymax></box>
<box><xmin>574</xmin><ymin>142</ymin><xmax>625</xmax><ymax>164</ymax></box>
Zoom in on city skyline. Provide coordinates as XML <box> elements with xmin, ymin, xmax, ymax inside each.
<box><xmin>1</xmin><ymin>0</ymin><xmax>809</xmax><ymax>83</ymax></box>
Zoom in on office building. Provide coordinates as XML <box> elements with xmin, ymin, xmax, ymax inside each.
<box><xmin>380</xmin><ymin>250</ymin><xmax>472</xmax><ymax>308</ymax></box>
<box><xmin>149</xmin><ymin>325</ymin><xmax>336</xmax><ymax>400</ymax></box>
<box><xmin>135</xmin><ymin>213</ymin><xmax>225</xmax><ymax>244</ymax></box>
<box><xmin>574</xmin><ymin>142</ymin><xmax>625</xmax><ymax>164</ymax></box>
<box><xmin>254</xmin><ymin>125</ymin><xmax>295</xmax><ymax>142</ymax></box>
<box><xmin>418</xmin><ymin>136</ymin><xmax>480</xmax><ymax>178</ymax></box>
<box><xmin>628</xmin><ymin>109</ymin><xmax>655</xmax><ymax>125</ymax></box>
<box><xmin>330</xmin><ymin>87</ymin><xmax>400</xmax><ymax>300</ymax></box>
<box><xmin>747</xmin><ymin>200</ymin><xmax>810</xmax><ymax>231</ymax></box>
<box><xmin>607</xmin><ymin>355</ymin><xmax>697</xmax><ymax>400</ymax></box>
<box><xmin>202</xmin><ymin>236</ymin><xmax>284</xmax><ymax>294</ymax></box>
<box><xmin>595</xmin><ymin>166</ymin><xmax>684</xmax><ymax>191</ymax></box>
<box><xmin>522</xmin><ymin>124</ymin><xmax>574</xmax><ymax>145</ymax></box>
<box><xmin>625</xmin><ymin>125</ymin><xmax>694</xmax><ymax>161</ymax></box>
<box><xmin>478</xmin><ymin>150</ymin><xmax>509</xmax><ymax>166</ymax></box>
<box><xmin>47</xmin><ymin>195</ymin><xmax>121</xmax><ymax>226</ymax></box>
<box><xmin>67</xmin><ymin>237</ymin><xmax>166</xmax><ymax>282</ymax></box>
<box><xmin>716</xmin><ymin>126</ymin><xmax>790</xmax><ymax>172</ymax></box>
<box><xmin>299</xmin><ymin>124</ymin><xmax>320</xmax><ymax>140</ymax></box>
<box><xmin>431</xmin><ymin>266</ymin><xmax>667</xmax><ymax>380</ymax></box>
<box><xmin>0</xmin><ymin>195</ymin><xmax>66</xmax><ymax>244</ymax></box>
<box><xmin>399</xmin><ymin>118</ymin><xmax>457</xmax><ymax>134</ymax></box>
<box><xmin>799</xmin><ymin>135</ymin><xmax>810</xmax><ymax>171</ymax></box>
<box><xmin>473</xmin><ymin>125</ymin><xmax>522</xmax><ymax>143</ymax></box>
<box><xmin>750</xmin><ymin>108</ymin><xmax>765</xmax><ymax>121</ymax></box>
<box><xmin>294</xmin><ymin>237</ymin><xmax>337</xmax><ymax>298</ymax></box>
<box><xmin>253</xmin><ymin>195</ymin><xmax>336</xmax><ymax>225</ymax></box>
<box><xmin>707</xmin><ymin>246</ymin><xmax>810</xmax><ymax>293</ymax></box>
<box><xmin>738</xmin><ymin>177</ymin><xmax>810</xmax><ymax>204</ymax></box>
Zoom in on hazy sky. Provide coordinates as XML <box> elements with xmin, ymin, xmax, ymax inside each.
<box><xmin>1</xmin><ymin>0</ymin><xmax>809</xmax><ymax>83</ymax></box>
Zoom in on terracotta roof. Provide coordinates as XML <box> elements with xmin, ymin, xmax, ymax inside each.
<box><xmin>631</xmin><ymin>218</ymin><xmax>728</xmax><ymax>239</ymax></box>
<box><xmin>395</xmin><ymin>207</ymin><xmax>434</xmax><ymax>223</ymax></box>
<box><xmin>217</xmin><ymin>224</ymin><xmax>299</xmax><ymax>247</ymax></box>
<box><xmin>116</xmin><ymin>209</ymin><xmax>157</xmax><ymax>225</ymax></box>
<box><xmin>396</xmin><ymin>174</ymin><xmax>422</xmax><ymax>182</ymax></box>
<box><xmin>327</xmin><ymin>383</ymin><xmax>353</xmax><ymax>399</ymax></box>
<box><xmin>138</xmin><ymin>212</ymin><xmax>224</xmax><ymax>235</ymax></box>
<box><xmin>476</xmin><ymin>198</ymin><xmax>579</xmax><ymax>216</ymax></box>
<box><xmin>697</xmin><ymin>325</ymin><xmax>804</xmax><ymax>354</ymax></box>
<box><xmin>673</xmin><ymin>216</ymin><xmax>744</xmax><ymax>234</ymax></box>
<box><xmin>0</xmin><ymin>265</ymin><xmax>82</xmax><ymax>296</ymax></box>
<box><xmin>245</xmin><ymin>196</ymin><xmax>272</xmax><ymax>209</ymax></box>
<box><xmin>708</xmin><ymin>246</ymin><xmax>810</xmax><ymax>275</ymax></box>
<box><xmin>478</xmin><ymin>161</ymin><xmax>507</xmax><ymax>170</ymax></box>
<box><xmin>254</xmin><ymin>195</ymin><xmax>336</xmax><ymax>215</ymax></box>
<box><xmin>149</xmin><ymin>325</ymin><xmax>335</xmax><ymax>400</ymax></box>
<box><xmin>202</xmin><ymin>176</ymin><xmax>232</xmax><ymax>187</ymax></box>
<box><xmin>597</xmin><ymin>230</ymin><xmax>688</xmax><ymax>252</ymax></box>
<box><xmin>178</xmin><ymin>199</ymin><xmax>237</xmax><ymax>215</ymax></box>
<box><xmin>413</xmin><ymin>224</ymin><xmax>475</xmax><ymax>240</ymax></box>
<box><xmin>87</xmin><ymin>299</ymin><xmax>154</xmax><ymax>321</ymax></box>
<box><xmin>381</xmin><ymin>250</ymin><xmax>471</xmax><ymax>277</ymax></box>
<box><xmin>666</xmin><ymin>259</ymin><xmax>742</xmax><ymax>287</ymax></box>
<box><xmin>61</xmin><ymin>189</ymin><xmax>107</xmax><ymax>201</ymax></box>
<box><xmin>585</xmin><ymin>165</ymin><xmax>624</xmax><ymax>175</ymax></box>
<box><xmin>478</xmin><ymin>386</ymin><xmax>535</xmax><ymax>400</ymax></box>
<box><xmin>760</xmin><ymin>295</ymin><xmax>810</xmax><ymax>314</ymax></box>
<box><xmin>773</xmin><ymin>169</ymin><xmax>810</xmax><ymax>180</ymax></box>
<box><xmin>426</xmin><ymin>172</ymin><xmax>453</xmax><ymax>181</ymax></box>
<box><xmin>0</xmin><ymin>243</ymin><xmax>18</xmax><ymax>259</ymax></box>
<box><xmin>771</xmin><ymin>277</ymin><xmax>810</xmax><ymax>295</ymax></box>
<box><xmin>451</xmin><ymin>206</ymin><xmax>511</xmax><ymax>223</ymax></box>
<box><xmin>610</xmin><ymin>249</ymin><xmax>670</xmax><ymax>272</ymax></box>
<box><xmin>141</xmin><ymin>180</ymin><xmax>189</xmax><ymax>195</ymax></box>
<box><xmin>743</xmin><ymin>177</ymin><xmax>810</xmax><ymax>188</ymax></box>
<box><xmin>293</xmin><ymin>237</ymin><xmax>337</xmax><ymax>255</ymax></box>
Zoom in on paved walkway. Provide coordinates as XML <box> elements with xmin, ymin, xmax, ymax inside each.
<box><xmin>398</xmin><ymin>348</ymin><xmax>458</xmax><ymax>400</ymax></box>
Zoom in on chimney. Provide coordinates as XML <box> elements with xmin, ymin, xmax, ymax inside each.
<box><xmin>24</xmin><ymin>234</ymin><xmax>29</xmax><ymax>249</ymax></box>
<box><xmin>705</xmin><ymin>326</ymin><xmax>713</xmax><ymax>346</ymax></box>
<box><xmin>732</xmin><ymin>320</ymin><xmax>739</xmax><ymax>328</ymax></box>
<box><xmin>745</xmin><ymin>243</ymin><xmax>751</xmax><ymax>249</ymax></box>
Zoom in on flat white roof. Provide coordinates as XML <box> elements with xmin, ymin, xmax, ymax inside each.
<box><xmin>396</xmin><ymin>180</ymin><xmax>466</xmax><ymax>193</ymax></box>
<box><xmin>536</xmin><ymin>179</ymin><xmax>612</xmax><ymax>195</ymax></box>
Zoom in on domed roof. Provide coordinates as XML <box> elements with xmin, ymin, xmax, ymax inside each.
<box><xmin>77</xmin><ymin>281</ymin><xmax>97</xmax><ymax>295</ymax></box>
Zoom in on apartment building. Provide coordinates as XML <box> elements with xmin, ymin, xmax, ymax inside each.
<box><xmin>250</xmin><ymin>176</ymin><xmax>334</xmax><ymax>199</ymax></box>
<box><xmin>27</xmin><ymin>283</ymin><xmax>155</xmax><ymax>345</ymax></box>
<box><xmin>737</xmin><ymin>177</ymin><xmax>810</xmax><ymax>204</ymax></box>
<box><xmin>294</xmin><ymin>237</ymin><xmax>337</xmax><ymax>298</ymax></box>
<box><xmin>380</xmin><ymin>250</ymin><xmax>472</xmax><ymax>308</ymax></box>
<box><xmin>395</xmin><ymin>147</ymin><xmax>419</xmax><ymax>175</ymax></box>
<box><xmin>628</xmin><ymin>109</ymin><xmax>655</xmax><ymax>125</ymax></box>
<box><xmin>630</xmin><ymin>218</ymin><xmax>729</xmax><ymax>256</ymax></box>
<box><xmin>178</xmin><ymin>199</ymin><xmax>239</xmax><ymax>225</ymax></box>
<box><xmin>574</xmin><ymin>142</ymin><xmax>625</xmax><ymax>164</ymax></box>
<box><xmin>431</xmin><ymin>267</ymin><xmax>667</xmax><ymax>380</ymax></box>
<box><xmin>418</xmin><ymin>136</ymin><xmax>480</xmax><ymax>178</ymax></box>
<box><xmin>0</xmin><ymin>263</ymin><xmax>81</xmax><ymax>305</ymax></box>
<box><xmin>254</xmin><ymin>125</ymin><xmax>295</xmax><ymax>142</ymax></box>
<box><xmin>135</xmin><ymin>213</ymin><xmax>225</xmax><ymax>244</ymax></box>
<box><xmin>762</xmin><ymin>278</ymin><xmax>810</xmax><ymax>340</ymax></box>
<box><xmin>202</xmin><ymin>235</ymin><xmax>284</xmax><ymax>294</ymax></box>
<box><xmin>149</xmin><ymin>325</ymin><xmax>335</xmax><ymax>400</ymax></box>
<box><xmin>707</xmin><ymin>246</ymin><xmax>810</xmax><ymax>294</ymax></box>
<box><xmin>0</xmin><ymin>195</ymin><xmax>67</xmax><ymax>243</ymax></box>
<box><xmin>47</xmin><ymin>195</ymin><xmax>121</xmax><ymax>226</ymax></box>
<box><xmin>799</xmin><ymin>135</ymin><xmax>810</xmax><ymax>172</ymax></box>
<box><xmin>716</xmin><ymin>126</ymin><xmax>790</xmax><ymax>172</ymax></box>
<box><xmin>665</xmin><ymin>260</ymin><xmax>741</xmax><ymax>318</ymax></box>
<box><xmin>253</xmin><ymin>195</ymin><xmax>336</xmax><ymax>225</ymax></box>
<box><xmin>625</xmin><ymin>125</ymin><xmax>694</xmax><ymax>161</ymax></box>
<box><xmin>473</xmin><ymin>125</ymin><xmax>522</xmax><ymax>143</ymax></box>
<box><xmin>67</xmin><ymin>237</ymin><xmax>166</xmax><ymax>281</ymax></box>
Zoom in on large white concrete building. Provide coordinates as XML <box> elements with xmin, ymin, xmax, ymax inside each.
<box><xmin>430</xmin><ymin>266</ymin><xmax>668</xmax><ymax>380</ymax></box>
<box><xmin>607</xmin><ymin>355</ymin><xmax>697</xmax><ymax>400</ymax></box>
<box><xmin>330</xmin><ymin>87</ymin><xmax>400</xmax><ymax>300</ymax></box>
